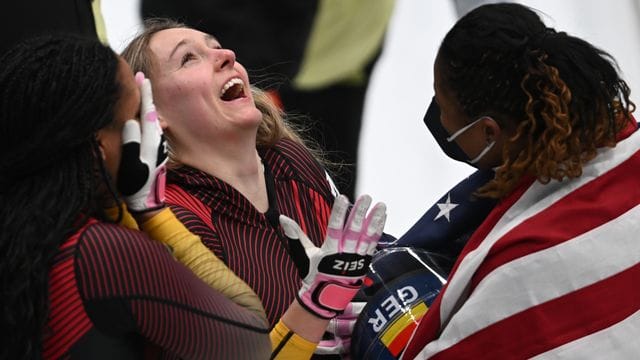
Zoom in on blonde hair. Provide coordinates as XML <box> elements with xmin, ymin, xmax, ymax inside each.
<box><xmin>121</xmin><ymin>18</ymin><xmax>308</xmax><ymax>149</ymax></box>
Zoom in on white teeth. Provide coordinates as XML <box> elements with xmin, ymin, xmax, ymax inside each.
<box><xmin>220</xmin><ymin>77</ymin><xmax>244</xmax><ymax>97</ymax></box>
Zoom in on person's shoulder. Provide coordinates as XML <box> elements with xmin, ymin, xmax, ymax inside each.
<box><xmin>271</xmin><ymin>138</ymin><xmax>313</xmax><ymax>157</ymax></box>
<box><xmin>264</xmin><ymin>138</ymin><xmax>333</xmax><ymax>192</ymax></box>
<box><xmin>78</xmin><ymin>220</ymin><xmax>148</xmax><ymax>251</ymax></box>
<box><xmin>265</xmin><ymin>138</ymin><xmax>325</xmax><ymax>176</ymax></box>
<box><xmin>165</xmin><ymin>180</ymin><xmax>200</xmax><ymax>207</ymax></box>
<box><xmin>75</xmin><ymin>220</ymin><xmax>173</xmax><ymax>276</ymax></box>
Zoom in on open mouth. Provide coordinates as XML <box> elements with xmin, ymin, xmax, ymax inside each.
<box><xmin>220</xmin><ymin>78</ymin><xmax>245</xmax><ymax>101</ymax></box>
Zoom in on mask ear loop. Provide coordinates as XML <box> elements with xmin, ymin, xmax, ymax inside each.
<box><xmin>92</xmin><ymin>138</ymin><xmax>123</xmax><ymax>224</ymax></box>
<box><xmin>446</xmin><ymin>117</ymin><xmax>485</xmax><ymax>142</ymax></box>
<box><xmin>468</xmin><ymin>140</ymin><xmax>495</xmax><ymax>164</ymax></box>
<box><xmin>446</xmin><ymin>116</ymin><xmax>497</xmax><ymax>164</ymax></box>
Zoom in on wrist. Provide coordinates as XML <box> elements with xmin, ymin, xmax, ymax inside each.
<box><xmin>281</xmin><ymin>299</ymin><xmax>332</xmax><ymax>343</ymax></box>
<box><xmin>298</xmin><ymin>278</ymin><xmax>362</xmax><ymax>319</ymax></box>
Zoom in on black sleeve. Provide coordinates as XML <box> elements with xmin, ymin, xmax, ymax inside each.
<box><xmin>75</xmin><ymin>222</ymin><xmax>270</xmax><ymax>360</ymax></box>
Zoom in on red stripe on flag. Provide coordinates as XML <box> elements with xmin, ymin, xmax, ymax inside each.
<box><xmin>449</xmin><ymin>176</ymin><xmax>535</xmax><ymax>279</ymax></box>
<box><xmin>402</xmin><ymin>291</ymin><xmax>444</xmax><ymax>360</ymax></box>
<box><xmin>430</xmin><ymin>263</ymin><xmax>640</xmax><ymax>360</ymax></box>
<box><xmin>404</xmin><ymin>144</ymin><xmax>640</xmax><ymax>359</ymax></box>
<box><xmin>473</xmin><ymin>150</ymin><xmax>640</xmax><ymax>289</ymax></box>
<box><xmin>402</xmin><ymin>178</ymin><xmax>534</xmax><ymax>360</ymax></box>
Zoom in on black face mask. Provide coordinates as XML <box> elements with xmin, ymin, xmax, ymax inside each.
<box><xmin>423</xmin><ymin>97</ymin><xmax>495</xmax><ymax>167</ymax></box>
<box><xmin>423</xmin><ymin>97</ymin><xmax>469</xmax><ymax>163</ymax></box>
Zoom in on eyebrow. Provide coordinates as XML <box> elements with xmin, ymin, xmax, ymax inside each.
<box><xmin>204</xmin><ymin>34</ymin><xmax>219</xmax><ymax>47</ymax></box>
<box><xmin>168</xmin><ymin>34</ymin><xmax>220</xmax><ymax>61</ymax></box>
<box><xmin>168</xmin><ymin>39</ymin><xmax>189</xmax><ymax>61</ymax></box>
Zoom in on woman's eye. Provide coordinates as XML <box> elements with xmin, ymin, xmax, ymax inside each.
<box><xmin>181</xmin><ymin>52</ymin><xmax>196</xmax><ymax>66</ymax></box>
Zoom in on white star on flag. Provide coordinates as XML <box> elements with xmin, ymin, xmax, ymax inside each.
<box><xmin>434</xmin><ymin>193</ymin><xmax>458</xmax><ymax>222</ymax></box>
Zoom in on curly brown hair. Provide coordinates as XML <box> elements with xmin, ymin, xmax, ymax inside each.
<box><xmin>439</xmin><ymin>3</ymin><xmax>634</xmax><ymax>199</ymax></box>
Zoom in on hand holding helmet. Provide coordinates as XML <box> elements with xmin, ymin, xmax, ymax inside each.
<box><xmin>314</xmin><ymin>301</ymin><xmax>366</xmax><ymax>358</ymax></box>
<box><xmin>279</xmin><ymin>194</ymin><xmax>386</xmax><ymax>319</ymax></box>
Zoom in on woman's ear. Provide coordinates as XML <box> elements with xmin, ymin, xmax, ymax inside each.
<box><xmin>94</xmin><ymin>131</ymin><xmax>107</xmax><ymax>160</ymax></box>
<box><xmin>482</xmin><ymin>116</ymin><xmax>501</xmax><ymax>144</ymax></box>
<box><xmin>156</xmin><ymin>109</ymin><xmax>169</xmax><ymax>130</ymax></box>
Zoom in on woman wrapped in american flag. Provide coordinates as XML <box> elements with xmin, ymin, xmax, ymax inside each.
<box><xmin>403</xmin><ymin>3</ymin><xmax>640</xmax><ymax>359</ymax></box>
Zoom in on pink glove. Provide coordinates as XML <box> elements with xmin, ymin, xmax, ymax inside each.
<box><xmin>315</xmin><ymin>301</ymin><xmax>365</xmax><ymax>358</ymax></box>
<box><xmin>279</xmin><ymin>194</ymin><xmax>386</xmax><ymax>319</ymax></box>
<box><xmin>116</xmin><ymin>72</ymin><xmax>168</xmax><ymax>213</ymax></box>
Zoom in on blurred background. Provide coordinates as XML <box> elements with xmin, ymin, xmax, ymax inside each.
<box><xmin>102</xmin><ymin>0</ymin><xmax>640</xmax><ymax>236</ymax></box>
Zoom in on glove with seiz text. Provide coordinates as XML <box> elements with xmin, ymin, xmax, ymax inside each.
<box><xmin>279</xmin><ymin>194</ymin><xmax>387</xmax><ymax>319</ymax></box>
<box><xmin>117</xmin><ymin>72</ymin><xmax>168</xmax><ymax>213</ymax></box>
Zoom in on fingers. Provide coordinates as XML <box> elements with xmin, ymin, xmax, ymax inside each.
<box><xmin>315</xmin><ymin>339</ymin><xmax>346</xmax><ymax>355</ymax></box>
<box><xmin>136</xmin><ymin>74</ymin><xmax>163</xmax><ymax>166</ymax></box>
<box><xmin>327</xmin><ymin>195</ymin><xmax>350</xmax><ymax>231</ymax></box>
<box><xmin>325</xmin><ymin>195</ymin><xmax>350</xmax><ymax>253</ymax></box>
<box><xmin>279</xmin><ymin>215</ymin><xmax>314</xmax><ymax>250</ymax></box>
<box><xmin>343</xmin><ymin>195</ymin><xmax>386</xmax><ymax>255</ymax></box>
<box><xmin>344</xmin><ymin>301</ymin><xmax>366</xmax><ymax>316</ymax></box>
<box><xmin>138</xmin><ymin>73</ymin><xmax>156</xmax><ymax>121</ymax></box>
<box><xmin>135</xmin><ymin>71</ymin><xmax>145</xmax><ymax>86</ymax></box>
<box><xmin>121</xmin><ymin>119</ymin><xmax>141</xmax><ymax>145</ymax></box>
<box><xmin>345</xmin><ymin>195</ymin><xmax>372</xmax><ymax>234</ymax></box>
<box><xmin>117</xmin><ymin>120</ymin><xmax>148</xmax><ymax>196</ymax></box>
<box><xmin>279</xmin><ymin>215</ymin><xmax>302</xmax><ymax>239</ymax></box>
<box><xmin>363</xmin><ymin>202</ymin><xmax>387</xmax><ymax>256</ymax></box>
<box><xmin>326</xmin><ymin>315</ymin><xmax>357</xmax><ymax>337</ymax></box>
<box><xmin>343</xmin><ymin>195</ymin><xmax>372</xmax><ymax>253</ymax></box>
<box><xmin>325</xmin><ymin>194</ymin><xmax>387</xmax><ymax>255</ymax></box>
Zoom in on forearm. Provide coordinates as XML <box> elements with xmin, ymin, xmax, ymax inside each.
<box><xmin>77</xmin><ymin>222</ymin><xmax>271</xmax><ymax>358</ymax></box>
<box><xmin>141</xmin><ymin>208</ymin><xmax>267</xmax><ymax>320</ymax></box>
<box><xmin>270</xmin><ymin>300</ymin><xmax>329</xmax><ymax>359</ymax></box>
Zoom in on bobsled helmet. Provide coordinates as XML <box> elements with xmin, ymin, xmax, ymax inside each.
<box><xmin>350</xmin><ymin>247</ymin><xmax>449</xmax><ymax>359</ymax></box>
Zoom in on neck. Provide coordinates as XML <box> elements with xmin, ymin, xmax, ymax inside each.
<box><xmin>177</xmin><ymin>137</ymin><xmax>269</xmax><ymax>212</ymax></box>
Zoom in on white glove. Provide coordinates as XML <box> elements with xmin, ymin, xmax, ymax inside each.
<box><xmin>116</xmin><ymin>72</ymin><xmax>168</xmax><ymax>213</ymax></box>
<box><xmin>315</xmin><ymin>301</ymin><xmax>366</xmax><ymax>358</ymax></box>
<box><xmin>280</xmin><ymin>194</ymin><xmax>386</xmax><ymax>319</ymax></box>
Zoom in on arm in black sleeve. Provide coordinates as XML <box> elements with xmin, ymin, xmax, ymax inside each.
<box><xmin>75</xmin><ymin>222</ymin><xmax>270</xmax><ymax>360</ymax></box>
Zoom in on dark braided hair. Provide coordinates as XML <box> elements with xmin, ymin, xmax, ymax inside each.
<box><xmin>437</xmin><ymin>3</ymin><xmax>634</xmax><ymax>198</ymax></box>
<box><xmin>0</xmin><ymin>35</ymin><xmax>120</xmax><ymax>359</ymax></box>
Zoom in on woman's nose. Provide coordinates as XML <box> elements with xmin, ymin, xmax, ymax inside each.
<box><xmin>213</xmin><ymin>48</ymin><xmax>236</xmax><ymax>71</ymax></box>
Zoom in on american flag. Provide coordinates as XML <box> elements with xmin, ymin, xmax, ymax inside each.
<box><xmin>401</xmin><ymin>122</ymin><xmax>640</xmax><ymax>359</ymax></box>
<box><xmin>383</xmin><ymin>169</ymin><xmax>498</xmax><ymax>274</ymax></box>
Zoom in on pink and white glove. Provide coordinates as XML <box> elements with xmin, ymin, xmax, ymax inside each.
<box><xmin>116</xmin><ymin>72</ymin><xmax>168</xmax><ymax>213</ymax></box>
<box><xmin>279</xmin><ymin>194</ymin><xmax>386</xmax><ymax>319</ymax></box>
<box><xmin>315</xmin><ymin>301</ymin><xmax>366</xmax><ymax>358</ymax></box>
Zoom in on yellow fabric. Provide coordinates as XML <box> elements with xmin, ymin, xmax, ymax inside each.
<box><xmin>141</xmin><ymin>208</ymin><xmax>267</xmax><ymax>320</ymax></box>
<box><xmin>91</xmin><ymin>0</ymin><xmax>109</xmax><ymax>45</ymax></box>
<box><xmin>270</xmin><ymin>320</ymin><xmax>318</xmax><ymax>359</ymax></box>
<box><xmin>294</xmin><ymin>0</ymin><xmax>395</xmax><ymax>89</ymax></box>
<box><xmin>104</xmin><ymin>203</ymin><xmax>139</xmax><ymax>230</ymax></box>
<box><xmin>106</xmin><ymin>205</ymin><xmax>316</xmax><ymax>358</ymax></box>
